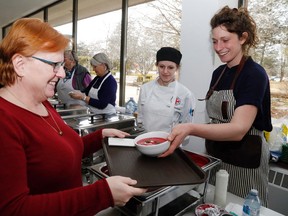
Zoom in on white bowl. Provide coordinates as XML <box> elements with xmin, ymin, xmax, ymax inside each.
<box><xmin>134</xmin><ymin>131</ymin><xmax>170</xmax><ymax>157</ymax></box>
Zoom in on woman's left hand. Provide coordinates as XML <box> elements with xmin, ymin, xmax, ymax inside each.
<box><xmin>102</xmin><ymin>129</ymin><xmax>130</xmax><ymax>138</ymax></box>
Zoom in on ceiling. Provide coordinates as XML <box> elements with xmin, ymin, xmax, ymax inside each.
<box><xmin>0</xmin><ymin>0</ymin><xmax>59</xmax><ymax>28</ymax></box>
<box><xmin>0</xmin><ymin>0</ymin><xmax>153</xmax><ymax>28</ymax></box>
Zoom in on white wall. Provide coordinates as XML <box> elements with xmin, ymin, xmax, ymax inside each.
<box><xmin>179</xmin><ymin>0</ymin><xmax>238</xmax><ymax>153</ymax></box>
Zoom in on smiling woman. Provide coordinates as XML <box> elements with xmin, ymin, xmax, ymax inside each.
<box><xmin>0</xmin><ymin>17</ymin><xmax>147</xmax><ymax>215</ymax></box>
<box><xmin>166</xmin><ymin>6</ymin><xmax>272</xmax><ymax>207</ymax></box>
<box><xmin>0</xmin><ymin>18</ymin><xmax>68</xmax><ymax>87</ymax></box>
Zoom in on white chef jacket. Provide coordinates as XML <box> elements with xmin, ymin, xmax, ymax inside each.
<box><xmin>137</xmin><ymin>79</ymin><xmax>195</xmax><ymax>133</ymax></box>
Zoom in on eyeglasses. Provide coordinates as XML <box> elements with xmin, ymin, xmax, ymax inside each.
<box><xmin>31</xmin><ymin>56</ymin><xmax>65</xmax><ymax>72</ymax></box>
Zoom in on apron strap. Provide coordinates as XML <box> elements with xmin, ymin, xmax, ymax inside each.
<box><xmin>98</xmin><ymin>72</ymin><xmax>111</xmax><ymax>89</ymax></box>
<box><xmin>202</xmin><ymin>66</ymin><xmax>227</xmax><ymax>100</ymax></box>
<box><xmin>201</xmin><ymin>56</ymin><xmax>246</xmax><ymax>101</ymax></box>
<box><xmin>230</xmin><ymin>56</ymin><xmax>246</xmax><ymax>89</ymax></box>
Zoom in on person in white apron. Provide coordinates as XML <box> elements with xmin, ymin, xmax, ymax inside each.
<box><xmin>69</xmin><ymin>53</ymin><xmax>117</xmax><ymax>115</ymax></box>
<box><xmin>56</xmin><ymin>70</ymin><xmax>86</xmax><ymax>106</ymax></box>
<box><xmin>163</xmin><ymin>6</ymin><xmax>272</xmax><ymax>206</ymax></box>
<box><xmin>137</xmin><ymin>47</ymin><xmax>195</xmax><ymax>138</ymax></box>
<box><xmin>56</xmin><ymin>50</ymin><xmax>91</xmax><ymax>107</ymax></box>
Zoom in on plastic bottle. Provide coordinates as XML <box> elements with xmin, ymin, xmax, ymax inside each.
<box><xmin>214</xmin><ymin>169</ymin><xmax>229</xmax><ymax>208</ymax></box>
<box><xmin>125</xmin><ymin>97</ymin><xmax>137</xmax><ymax>114</ymax></box>
<box><xmin>242</xmin><ymin>189</ymin><xmax>261</xmax><ymax>216</ymax></box>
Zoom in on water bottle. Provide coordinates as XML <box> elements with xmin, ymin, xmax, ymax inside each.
<box><xmin>125</xmin><ymin>97</ymin><xmax>137</xmax><ymax>114</ymax></box>
<box><xmin>242</xmin><ymin>189</ymin><xmax>261</xmax><ymax>216</ymax></box>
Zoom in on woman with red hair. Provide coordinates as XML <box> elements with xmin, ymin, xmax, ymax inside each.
<box><xmin>0</xmin><ymin>18</ymin><xmax>146</xmax><ymax>215</ymax></box>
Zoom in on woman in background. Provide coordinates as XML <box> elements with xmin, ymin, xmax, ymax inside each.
<box><xmin>0</xmin><ymin>18</ymin><xmax>146</xmax><ymax>215</ymax></box>
<box><xmin>164</xmin><ymin>6</ymin><xmax>272</xmax><ymax>206</ymax></box>
<box><xmin>69</xmin><ymin>53</ymin><xmax>117</xmax><ymax>115</ymax></box>
<box><xmin>137</xmin><ymin>47</ymin><xmax>195</xmax><ymax>138</ymax></box>
<box><xmin>56</xmin><ymin>50</ymin><xmax>92</xmax><ymax>106</ymax></box>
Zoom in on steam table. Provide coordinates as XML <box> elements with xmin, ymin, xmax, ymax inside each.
<box><xmin>95</xmin><ymin>184</ymin><xmax>284</xmax><ymax>216</ymax></box>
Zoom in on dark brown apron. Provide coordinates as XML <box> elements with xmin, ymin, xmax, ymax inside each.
<box><xmin>205</xmin><ymin>57</ymin><xmax>262</xmax><ymax>168</ymax></box>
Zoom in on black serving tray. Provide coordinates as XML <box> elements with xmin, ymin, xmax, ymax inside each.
<box><xmin>101</xmin><ymin>138</ymin><xmax>207</xmax><ymax>188</ymax></box>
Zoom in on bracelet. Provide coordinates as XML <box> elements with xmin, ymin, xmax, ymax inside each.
<box><xmin>82</xmin><ymin>95</ymin><xmax>87</xmax><ymax>101</ymax></box>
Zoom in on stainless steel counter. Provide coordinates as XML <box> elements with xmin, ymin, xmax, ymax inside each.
<box><xmin>64</xmin><ymin>113</ymin><xmax>137</xmax><ymax>136</ymax></box>
<box><xmin>54</xmin><ymin>104</ymin><xmax>145</xmax><ymax>167</ymax></box>
<box><xmin>54</xmin><ymin>104</ymin><xmax>139</xmax><ymax>136</ymax></box>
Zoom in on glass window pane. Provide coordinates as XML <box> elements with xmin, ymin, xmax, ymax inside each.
<box><xmin>49</xmin><ymin>0</ymin><xmax>73</xmax><ymax>36</ymax></box>
<box><xmin>28</xmin><ymin>11</ymin><xmax>44</xmax><ymax>20</ymax></box>
<box><xmin>125</xmin><ymin>0</ymin><xmax>182</xmax><ymax>104</ymax></box>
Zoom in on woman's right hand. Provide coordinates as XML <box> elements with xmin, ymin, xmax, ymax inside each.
<box><xmin>106</xmin><ymin>176</ymin><xmax>147</xmax><ymax>206</ymax></box>
<box><xmin>69</xmin><ymin>91</ymin><xmax>85</xmax><ymax>100</ymax></box>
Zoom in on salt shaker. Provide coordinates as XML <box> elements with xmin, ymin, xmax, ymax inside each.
<box><xmin>214</xmin><ymin>169</ymin><xmax>229</xmax><ymax>208</ymax></box>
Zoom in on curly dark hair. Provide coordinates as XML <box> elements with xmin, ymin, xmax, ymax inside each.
<box><xmin>210</xmin><ymin>6</ymin><xmax>259</xmax><ymax>54</ymax></box>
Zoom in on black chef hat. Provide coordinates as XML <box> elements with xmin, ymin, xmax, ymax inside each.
<box><xmin>156</xmin><ymin>47</ymin><xmax>182</xmax><ymax>65</ymax></box>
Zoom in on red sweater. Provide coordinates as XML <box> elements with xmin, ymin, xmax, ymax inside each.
<box><xmin>0</xmin><ymin>98</ymin><xmax>114</xmax><ymax>216</ymax></box>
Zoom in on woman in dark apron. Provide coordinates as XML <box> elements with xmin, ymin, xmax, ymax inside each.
<box><xmin>163</xmin><ymin>6</ymin><xmax>272</xmax><ymax>206</ymax></box>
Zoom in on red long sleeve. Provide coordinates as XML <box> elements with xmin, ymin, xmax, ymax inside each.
<box><xmin>0</xmin><ymin>99</ymin><xmax>113</xmax><ymax>215</ymax></box>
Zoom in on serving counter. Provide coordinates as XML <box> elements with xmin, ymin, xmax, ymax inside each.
<box><xmin>95</xmin><ymin>184</ymin><xmax>284</xmax><ymax>216</ymax></box>
<box><xmin>84</xmin><ymin>149</ymin><xmax>221</xmax><ymax>216</ymax></box>
<box><xmin>52</xmin><ymin>103</ymin><xmax>284</xmax><ymax>216</ymax></box>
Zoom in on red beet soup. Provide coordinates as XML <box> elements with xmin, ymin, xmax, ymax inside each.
<box><xmin>137</xmin><ymin>137</ymin><xmax>167</xmax><ymax>146</ymax></box>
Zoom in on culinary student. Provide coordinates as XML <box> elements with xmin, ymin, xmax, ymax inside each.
<box><xmin>137</xmin><ymin>47</ymin><xmax>196</xmax><ymax>140</ymax></box>
<box><xmin>163</xmin><ymin>6</ymin><xmax>272</xmax><ymax>206</ymax></box>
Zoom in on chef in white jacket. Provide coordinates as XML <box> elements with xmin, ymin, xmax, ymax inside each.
<box><xmin>137</xmin><ymin>47</ymin><xmax>195</xmax><ymax>145</ymax></box>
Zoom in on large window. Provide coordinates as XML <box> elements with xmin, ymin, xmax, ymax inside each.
<box><xmin>248</xmin><ymin>0</ymin><xmax>288</xmax><ymax>120</ymax></box>
<box><xmin>124</xmin><ymin>0</ymin><xmax>182</xmax><ymax>104</ymax></box>
<box><xmin>54</xmin><ymin>0</ymin><xmax>182</xmax><ymax>106</ymax></box>
<box><xmin>2</xmin><ymin>0</ymin><xmax>286</xmax><ymax>119</ymax></box>
<box><xmin>49</xmin><ymin>0</ymin><xmax>73</xmax><ymax>46</ymax></box>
